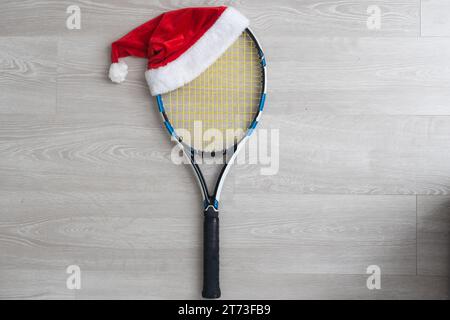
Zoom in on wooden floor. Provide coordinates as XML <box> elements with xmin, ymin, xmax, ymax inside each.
<box><xmin>0</xmin><ymin>0</ymin><xmax>449</xmax><ymax>299</ymax></box>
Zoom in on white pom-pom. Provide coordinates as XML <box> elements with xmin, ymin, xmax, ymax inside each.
<box><xmin>109</xmin><ymin>61</ymin><xmax>128</xmax><ymax>83</ymax></box>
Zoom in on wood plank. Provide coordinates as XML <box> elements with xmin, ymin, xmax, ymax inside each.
<box><xmin>0</xmin><ymin>114</ymin><xmax>235</xmax><ymax>197</ymax></box>
<box><xmin>418</xmin><ymin>196</ymin><xmax>450</xmax><ymax>276</ymax></box>
<box><xmin>421</xmin><ymin>0</ymin><xmax>450</xmax><ymax>37</ymax></box>
<box><xmin>222</xmin><ymin>273</ymin><xmax>449</xmax><ymax>299</ymax></box>
<box><xmin>1</xmin><ymin>270</ymin><xmax>446</xmax><ymax>299</ymax></box>
<box><xmin>224</xmin><ymin>194</ymin><xmax>416</xmax><ymax>275</ymax></box>
<box><xmin>220</xmin><ymin>273</ymin><xmax>448</xmax><ymax>300</ymax></box>
<box><xmin>0</xmin><ymin>270</ymin><xmax>75</xmax><ymax>299</ymax></box>
<box><xmin>235</xmin><ymin>114</ymin><xmax>450</xmax><ymax>195</ymax></box>
<box><xmin>0</xmin><ymin>37</ymin><xmax>57</xmax><ymax>114</ymax></box>
<box><xmin>57</xmin><ymin>35</ymin><xmax>152</xmax><ymax>117</ymax></box>
<box><xmin>0</xmin><ymin>115</ymin><xmax>179</xmax><ymax>191</ymax></box>
<box><xmin>53</xmin><ymin>0</ymin><xmax>419</xmax><ymax>37</ymax></box>
<box><xmin>1</xmin><ymin>115</ymin><xmax>449</xmax><ymax>196</ymax></box>
<box><xmin>0</xmin><ymin>1</ymin><xmax>64</xmax><ymax>36</ymax></box>
<box><xmin>239</xmin><ymin>0</ymin><xmax>419</xmax><ymax>37</ymax></box>
<box><xmin>0</xmin><ymin>1</ymin><xmax>418</xmax><ymax>37</ymax></box>
<box><xmin>268</xmin><ymin>36</ymin><xmax>450</xmax><ymax>115</ymax></box>
<box><xmin>57</xmin><ymin>35</ymin><xmax>450</xmax><ymax>117</ymax></box>
<box><xmin>0</xmin><ymin>192</ymin><xmax>415</xmax><ymax>275</ymax></box>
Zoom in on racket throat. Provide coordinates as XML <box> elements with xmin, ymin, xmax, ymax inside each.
<box><xmin>204</xmin><ymin>197</ymin><xmax>219</xmax><ymax>212</ymax></box>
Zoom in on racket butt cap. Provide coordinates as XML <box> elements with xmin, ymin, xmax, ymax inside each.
<box><xmin>202</xmin><ymin>290</ymin><xmax>221</xmax><ymax>299</ymax></box>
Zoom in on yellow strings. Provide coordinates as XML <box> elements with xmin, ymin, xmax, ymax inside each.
<box><xmin>161</xmin><ymin>32</ymin><xmax>262</xmax><ymax>151</ymax></box>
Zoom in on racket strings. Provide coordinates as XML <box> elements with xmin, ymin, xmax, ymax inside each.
<box><xmin>162</xmin><ymin>32</ymin><xmax>263</xmax><ymax>152</ymax></box>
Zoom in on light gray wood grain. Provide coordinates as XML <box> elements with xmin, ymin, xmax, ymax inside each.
<box><xmin>0</xmin><ymin>37</ymin><xmax>57</xmax><ymax>114</ymax></box>
<box><xmin>418</xmin><ymin>196</ymin><xmax>450</xmax><ymax>276</ymax></box>
<box><xmin>57</xmin><ymin>35</ymin><xmax>151</xmax><ymax>117</ymax></box>
<box><xmin>224</xmin><ymin>195</ymin><xmax>416</xmax><ymax>275</ymax></box>
<box><xmin>0</xmin><ymin>193</ymin><xmax>415</xmax><ymax>274</ymax></box>
<box><xmin>421</xmin><ymin>0</ymin><xmax>450</xmax><ymax>37</ymax></box>
<box><xmin>0</xmin><ymin>115</ymin><xmax>220</xmax><ymax>196</ymax></box>
<box><xmin>0</xmin><ymin>1</ymin><xmax>418</xmax><ymax>37</ymax></box>
<box><xmin>240</xmin><ymin>0</ymin><xmax>419</xmax><ymax>36</ymax></box>
<box><xmin>2</xmin><ymin>115</ymin><xmax>449</xmax><ymax>196</ymax></box>
<box><xmin>0</xmin><ymin>0</ymin><xmax>449</xmax><ymax>300</ymax></box>
<box><xmin>268</xmin><ymin>36</ymin><xmax>450</xmax><ymax>115</ymax></box>
<box><xmin>236</xmin><ymin>114</ymin><xmax>450</xmax><ymax>195</ymax></box>
<box><xmin>1</xmin><ymin>270</ymin><xmax>447</xmax><ymax>300</ymax></box>
<box><xmin>56</xmin><ymin>34</ymin><xmax>450</xmax><ymax>117</ymax></box>
<box><xmin>0</xmin><ymin>270</ymin><xmax>75</xmax><ymax>299</ymax></box>
<box><xmin>0</xmin><ymin>1</ymin><xmax>64</xmax><ymax>36</ymax></box>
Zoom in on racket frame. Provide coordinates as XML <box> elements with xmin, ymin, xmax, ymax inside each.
<box><xmin>155</xmin><ymin>28</ymin><xmax>266</xmax><ymax>298</ymax></box>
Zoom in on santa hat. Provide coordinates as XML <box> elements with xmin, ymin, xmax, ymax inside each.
<box><xmin>108</xmin><ymin>6</ymin><xmax>249</xmax><ymax>96</ymax></box>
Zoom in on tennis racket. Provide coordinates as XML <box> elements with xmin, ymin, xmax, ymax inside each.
<box><xmin>156</xmin><ymin>28</ymin><xmax>267</xmax><ymax>299</ymax></box>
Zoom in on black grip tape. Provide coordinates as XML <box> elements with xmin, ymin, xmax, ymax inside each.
<box><xmin>202</xmin><ymin>206</ymin><xmax>221</xmax><ymax>298</ymax></box>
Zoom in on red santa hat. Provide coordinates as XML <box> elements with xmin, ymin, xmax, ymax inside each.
<box><xmin>108</xmin><ymin>6</ymin><xmax>249</xmax><ymax>96</ymax></box>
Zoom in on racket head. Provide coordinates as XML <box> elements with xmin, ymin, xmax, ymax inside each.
<box><xmin>156</xmin><ymin>29</ymin><xmax>266</xmax><ymax>155</ymax></box>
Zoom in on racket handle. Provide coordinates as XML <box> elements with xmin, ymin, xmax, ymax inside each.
<box><xmin>202</xmin><ymin>206</ymin><xmax>221</xmax><ymax>299</ymax></box>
